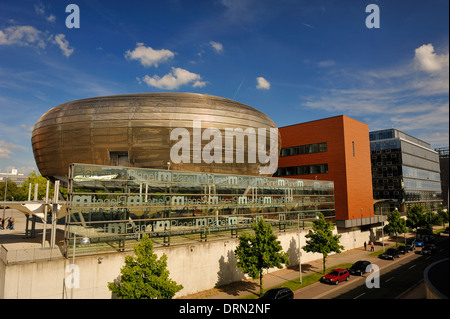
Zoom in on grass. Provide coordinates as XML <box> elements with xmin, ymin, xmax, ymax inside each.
<box><xmin>239</xmin><ymin>262</ymin><xmax>353</xmax><ymax>299</ymax></box>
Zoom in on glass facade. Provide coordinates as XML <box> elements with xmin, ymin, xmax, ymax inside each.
<box><xmin>370</xmin><ymin>129</ymin><xmax>442</xmax><ymax>212</ymax></box>
<box><xmin>65</xmin><ymin>163</ymin><xmax>335</xmax><ymax>256</ymax></box>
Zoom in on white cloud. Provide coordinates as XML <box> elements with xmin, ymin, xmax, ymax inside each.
<box><xmin>34</xmin><ymin>3</ymin><xmax>56</xmax><ymax>23</ymax></box>
<box><xmin>300</xmin><ymin>43</ymin><xmax>449</xmax><ymax>147</ymax></box>
<box><xmin>0</xmin><ymin>25</ymin><xmax>73</xmax><ymax>57</ymax></box>
<box><xmin>210</xmin><ymin>41</ymin><xmax>223</xmax><ymax>53</ymax></box>
<box><xmin>256</xmin><ymin>76</ymin><xmax>270</xmax><ymax>90</ymax></box>
<box><xmin>53</xmin><ymin>34</ymin><xmax>74</xmax><ymax>57</ymax></box>
<box><xmin>0</xmin><ymin>25</ymin><xmax>46</xmax><ymax>48</ymax></box>
<box><xmin>140</xmin><ymin>67</ymin><xmax>206</xmax><ymax>90</ymax></box>
<box><xmin>125</xmin><ymin>43</ymin><xmax>175</xmax><ymax>67</ymax></box>
<box><xmin>0</xmin><ymin>140</ymin><xmax>22</xmax><ymax>159</ymax></box>
<box><xmin>34</xmin><ymin>3</ymin><xmax>45</xmax><ymax>15</ymax></box>
<box><xmin>414</xmin><ymin>44</ymin><xmax>449</xmax><ymax>74</ymax></box>
<box><xmin>318</xmin><ymin>60</ymin><xmax>335</xmax><ymax>68</ymax></box>
<box><xmin>47</xmin><ymin>14</ymin><xmax>56</xmax><ymax>23</ymax></box>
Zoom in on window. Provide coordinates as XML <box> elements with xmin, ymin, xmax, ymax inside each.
<box><xmin>110</xmin><ymin>151</ymin><xmax>129</xmax><ymax>166</ymax></box>
<box><xmin>352</xmin><ymin>141</ymin><xmax>355</xmax><ymax>156</ymax></box>
<box><xmin>276</xmin><ymin>164</ymin><xmax>328</xmax><ymax>176</ymax></box>
<box><xmin>280</xmin><ymin>142</ymin><xmax>327</xmax><ymax>157</ymax></box>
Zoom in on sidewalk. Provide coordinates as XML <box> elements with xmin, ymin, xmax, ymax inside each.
<box><xmin>182</xmin><ymin>239</ymin><xmax>396</xmax><ymax>299</ymax></box>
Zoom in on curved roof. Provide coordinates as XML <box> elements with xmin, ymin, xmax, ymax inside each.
<box><xmin>32</xmin><ymin>93</ymin><xmax>280</xmax><ymax>181</ymax></box>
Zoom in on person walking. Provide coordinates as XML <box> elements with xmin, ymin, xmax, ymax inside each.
<box><xmin>370</xmin><ymin>242</ymin><xmax>374</xmax><ymax>252</ymax></box>
<box><xmin>364</xmin><ymin>241</ymin><xmax>367</xmax><ymax>251</ymax></box>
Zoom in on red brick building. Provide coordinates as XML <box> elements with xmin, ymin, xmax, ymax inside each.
<box><xmin>276</xmin><ymin>115</ymin><xmax>384</xmax><ymax>227</ymax></box>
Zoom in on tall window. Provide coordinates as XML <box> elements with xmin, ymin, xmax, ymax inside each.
<box><xmin>352</xmin><ymin>141</ymin><xmax>355</xmax><ymax>157</ymax></box>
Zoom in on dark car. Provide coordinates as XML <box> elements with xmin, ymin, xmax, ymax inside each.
<box><xmin>421</xmin><ymin>244</ymin><xmax>437</xmax><ymax>255</ymax></box>
<box><xmin>260</xmin><ymin>287</ymin><xmax>294</xmax><ymax>299</ymax></box>
<box><xmin>413</xmin><ymin>239</ymin><xmax>424</xmax><ymax>247</ymax></box>
<box><xmin>321</xmin><ymin>268</ymin><xmax>350</xmax><ymax>285</ymax></box>
<box><xmin>347</xmin><ymin>260</ymin><xmax>371</xmax><ymax>276</ymax></box>
<box><xmin>444</xmin><ymin>227</ymin><xmax>449</xmax><ymax>234</ymax></box>
<box><xmin>380</xmin><ymin>248</ymin><xmax>401</xmax><ymax>260</ymax></box>
<box><xmin>397</xmin><ymin>246</ymin><xmax>408</xmax><ymax>254</ymax></box>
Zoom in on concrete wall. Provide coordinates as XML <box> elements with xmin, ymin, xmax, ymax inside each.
<box><xmin>0</xmin><ymin>227</ymin><xmax>374</xmax><ymax>299</ymax></box>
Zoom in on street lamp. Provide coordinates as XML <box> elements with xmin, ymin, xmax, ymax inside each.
<box><xmin>297</xmin><ymin>214</ymin><xmax>302</xmax><ymax>284</ymax></box>
<box><xmin>2</xmin><ymin>177</ymin><xmax>8</xmax><ymax>220</ymax></box>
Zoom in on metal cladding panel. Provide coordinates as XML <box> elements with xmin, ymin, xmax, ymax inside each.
<box><xmin>32</xmin><ymin>93</ymin><xmax>280</xmax><ymax>180</ymax></box>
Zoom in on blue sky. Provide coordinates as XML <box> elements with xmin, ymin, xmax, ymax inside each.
<box><xmin>0</xmin><ymin>0</ymin><xmax>448</xmax><ymax>175</ymax></box>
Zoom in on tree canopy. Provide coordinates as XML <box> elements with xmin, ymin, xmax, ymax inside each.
<box><xmin>302</xmin><ymin>212</ymin><xmax>344</xmax><ymax>274</ymax></box>
<box><xmin>108</xmin><ymin>235</ymin><xmax>183</xmax><ymax>299</ymax></box>
<box><xmin>234</xmin><ymin>218</ymin><xmax>289</xmax><ymax>296</ymax></box>
<box><xmin>384</xmin><ymin>209</ymin><xmax>407</xmax><ymax>246</ymax></box>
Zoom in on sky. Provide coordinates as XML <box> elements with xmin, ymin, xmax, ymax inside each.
<box><xmin>0</xmin><ymin>0</ymin><xmax>448</xmax><ymax>175</ymax></box>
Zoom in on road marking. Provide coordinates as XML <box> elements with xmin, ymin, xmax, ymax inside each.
<box><xmin>439</xmin><ymin>249</ymin><xmax>445</xmax><ymax>253</ymax></box>
<box><xmin>354</xmin><ymin>292</ymin><xmax>366</xmax><ymax>299</ymax></box>
<box><xmin>408</xmin><ymin>264</ymin><xmax>416</xmax><ymax>270</ymax></box>
<box><xmin>385</xmin><ymin>277</ymin><xmax>395</xmax><ymax>282</ymax></box>
<box><xmin>425</xmin><ymin>256</ymin><xmax>431</xmax><ymax>260</ymax></box>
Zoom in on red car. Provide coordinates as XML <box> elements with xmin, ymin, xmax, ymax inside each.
<box><xmin>321</xmin><ymin>268</ymin><xmax>350</xmax><ymax>285</ymax></box>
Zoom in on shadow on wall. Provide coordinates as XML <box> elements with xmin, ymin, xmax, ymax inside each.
<box><xmin>287</xmin><ymin>237</ymin><xmax>299</xmax><ymax>266</ymax></box>
<box><xmin>216</xmin><ymin>249</ymin><xmax>246</xmax><ymax>287</ymax></box>
<box><xmin>214</xmin><ymin>249</ymin><xmax>259</xmax><ymax>296</ymax></box>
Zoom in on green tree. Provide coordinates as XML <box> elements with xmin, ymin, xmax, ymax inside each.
<box><xmin>384</xmin><ymin>210</ymin><xmax>407</xmax><ymax>246</ymax></box>
<box><xmin>20</xmin><ymin>170</ymin><xmax>54</xmax><ymax>201</ymax></box>
<box><xmin>0</xmin><ymin>180</ymin><xmax>22</xmax><ymax>201</ymax></box>
<box><xmin>302</xmin><ymin>212</ymin><xmax>344</xmax><ymax>274</ymax></box>
<box><xmin>406</xmin><ymin>204</ymin><xmax>426</xmax><ymax>236</ymax></box>
<box><xmin>234</xmin><ymin>218</ymin><xmax>289</xmax><ymax>296</ymax></box>
<box><xmin>437</xmin><ymin>206</ymin><xmax>449</xmax><ymax>227</ymax></box>
<box><xmin>108</xmin><ymin>235</ymin><xmax>183</xmax><ymax>299</ymax></box>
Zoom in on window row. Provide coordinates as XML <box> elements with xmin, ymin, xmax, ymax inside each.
<box><xmin>280</xmin><ymin>142</ymin><xmax>327</xmax><ymax>157</ymax></box>
<box><xmin>275</xmin><ymin>164</ymin><xmax>328</xmax><ymax>177</ymax></box>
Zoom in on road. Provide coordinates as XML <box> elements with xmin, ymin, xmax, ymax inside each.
<box><xmin>294</xmin><ymin>235</ymin><xmax>449</xmax><ymax>299</ymax></box>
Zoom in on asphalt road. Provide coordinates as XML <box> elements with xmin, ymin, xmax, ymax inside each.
<box><xmin>294</xmin><ymin>236</ymin><xmax>449</xmax><ymax>299</ymax></box>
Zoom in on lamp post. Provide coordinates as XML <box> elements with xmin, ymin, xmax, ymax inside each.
<box><xmin>297</xmin><ymin>214</ymin><xmax>302</xmax><ymax>284</ymax></box>
<box><xmin>2</xmin><ymin>177</ymin><xmax>8</xmax><ymax>220</ymax></box>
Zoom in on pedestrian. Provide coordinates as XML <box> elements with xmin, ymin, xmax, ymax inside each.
<box><xmin>364</xmin><ymin>241</ymin><xmax>367</xmax><ymax>251</ymax></box>
<box><xmin>10</xmin><ymin>218</ymin><xmax>14</xmax><ymax>230</ymax></box>
<box><xmin>6</xmin><ymin>218</ymin><xmax>11</xmax><ymax>230</ymax></box>
<box><xmin>370</xmin><ymin>242</ymin><xmax>374</xmax><ymax>252</ymax></box>
<box><xmin>0</xmin><ymin>218</ymin><xmax>3</xmax><ymax>230</ymax></box>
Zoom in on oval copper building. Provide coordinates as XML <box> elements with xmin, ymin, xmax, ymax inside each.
<box><xmin>32</xmin><ymin>93</ymin><xmax>280</xmax><ymax>181</ymax></box>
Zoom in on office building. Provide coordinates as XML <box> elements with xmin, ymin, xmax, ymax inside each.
<box><xmin>435</xmin><ymin>147</ymin><xmax>449</xmax><ymax>209</ymax></box>
<box><xmin>370</xmin><ymin>128</ymin><xmax>442</xmax><ymax>213</ymax></box>
<box><xmin>275</xmin><ymin>115</ymin><xmax>381</xmax><ymax>228</ymax></box>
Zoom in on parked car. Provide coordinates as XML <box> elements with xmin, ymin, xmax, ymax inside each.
<box><xmin>421</xmin><ymin>244</ymin><xmax>437</xmax><ymax>255</ymax></box>
<box><xmin>413</xmin><ymin>239</ymin><xmax>424</xmax><ymax>247</ymax></box>
<box><xmin>397</xmin><ymin>246</ymin><xmax>408</xmax><ymax>254</ymax></box>
<box><xmin>380</xmin><ymin>248</ymin><xmax>401</xmax><ymax>260</ymax></box>
<box><xmin>444</xmin><ymin>227</ymin><xmax>449</xmax><ymax>234</ymax></box>
<box><xmin>321</xmin><ymin>268</ymin><xmax>350</xmax><ymax>285</ymax></box>
<box><xmin>260</xmin><ymin>287</ymin><xmax>294</xmax><ymax>299</ymax></box>
<box><xmin>347</xmin><ymin>260</ymin><xmax>371</xmax><ymax>276</ymax></box>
